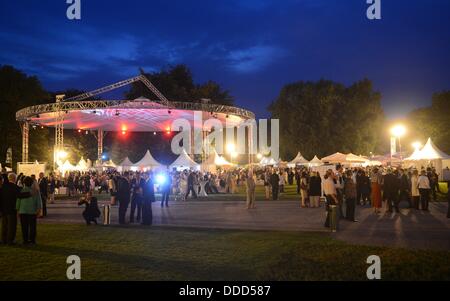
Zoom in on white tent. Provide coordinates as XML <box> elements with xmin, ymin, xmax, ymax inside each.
<box><xmin>102</xmin><ymin>159</ymin><xmax>116</xmax><ymax>168</ymax></box>
<box><xmin>59</xmin><ymin>160</ymin><xmax>76</xmax><ymax>173</ymax></box>
<box><xmin>308</xmin><ymin>155</ymin><xmax>323</xmax><ymax>167</ymax></box>
<box><xmin>170</xmin><ymin>149</ymin><xmax>200</xmax><ymax>170</ymax></box>
<box><xmin>134</xmin><ymin>150</ymin><xmax>163</xmax><ymax>170</ymax></box>
<box><xmin>260</xmin><ymin>156</ymin><xmax>279</xmax><ymax>166</ymax></box>
<box><xmin>404</xmin><ymin>148</ymin><xmax>423</xmax><ymax>161</ymax></box>
<box><xmin>403</xmin><ymin>138</ymin><xmax>449</xmax><ymax>180</ymax></box>
<box><xmin>287</xmin><ymin>152</ymin><xmax>309</xmax><ymax>167</ymax></box>
<box><xmin>411</xmin><ymin>138</ymin><xmax>449</xmax><ymax>160</ymax></box>
<box><xmin>202</xmin><ymin>149</ymin><xmax>234</xmax><ymax>172</ymax></box>
<box><xmin>321</xmin><ymin>152</ymin><xmax>367</xmax><ymax>164</ymax></box>
<box><xmin>76</xmin><ymin>157</ymin><xmax>89</xmax><ymax>171</ymax></box>
<box><xmin>117</xmin><ymin>157</ymin><xmax>134</xmax><ymax>172</ymax></box>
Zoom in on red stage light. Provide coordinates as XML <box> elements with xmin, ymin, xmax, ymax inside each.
<box><xmin>121</xmin><ymin>130</ymin><xmax>127</xmax><ymax>135</ymax></box>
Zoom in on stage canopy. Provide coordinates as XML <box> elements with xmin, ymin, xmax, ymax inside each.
<box><xmin>170</xmin><ymin>149</ymin><xmax>200</xmax><ymax>170</ymax></box>
<box><xmin>287</xmin><ymin>152</ymin><xmax>309</xmax><ymax>167</ymax></box>
<box><xmin>16</xmin><ymin>98</ymin><xmax>254</xmax><ymax>132</ymax></box>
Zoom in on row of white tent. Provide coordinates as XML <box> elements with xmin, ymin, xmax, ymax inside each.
<box><xmin>261</xmin><ymin>138</ymin><xmax>449</xmax><ymax>170</ymax></box>
<box><xmin>261</xmin><ymin>152</ymin><xmax>381</xmax><ymax>167</ymax></box>
<box><xmin>57</xmin><ymin>149</ymin><xmax>235</xmax><ymax>173</ymax></box>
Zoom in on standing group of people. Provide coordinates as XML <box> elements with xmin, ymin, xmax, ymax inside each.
<box><xmin>0</xmin><ymin>172</ymin><xmax>46</xmax><ymax>245</ymax></box>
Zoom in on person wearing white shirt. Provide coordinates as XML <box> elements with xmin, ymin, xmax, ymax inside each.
<box><xmin>410</xmin><ymin>170</ymin><xmax>420</xmax><ymax>209</ymax></box>
<box><xmin>417</xmin><ymin>170</ymin><xmax>430</xmax><ymax>211</ymax></box>
<box><xmin>323</xmin><ymin>170</ymin><xmax>339</xmax><ymax>228</ymax></box>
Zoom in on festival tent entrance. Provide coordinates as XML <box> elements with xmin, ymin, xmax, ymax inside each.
<box><xmin>117</xmin><ymin>157</ymin><xmax>134</xmax><ymax>172</ymax></box>
<box><xmin>170</xmin><ymin>149</ymin><xmax>200</xmax><ymax>171</ymax></box>
<box><xmin>133</xmin><ymin>150</ymin><xmax>163</xmax><ymax>171</ymax></box>
<box><xmin>287</xmin><ymin>152</ymin><xmax>309</xmax><ymax>167</ymax></box>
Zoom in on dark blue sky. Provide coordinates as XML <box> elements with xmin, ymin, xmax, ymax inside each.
<box><xmin>1</xmin><ymin>0</ymin><xmax>449</xmax><ymax>119</ymax></box>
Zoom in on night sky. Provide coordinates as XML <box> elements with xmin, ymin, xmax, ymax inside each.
<box><xmin>1</xmin><ymin>0</ymin><xmax>449</xmax><ymax>119</ymax></box>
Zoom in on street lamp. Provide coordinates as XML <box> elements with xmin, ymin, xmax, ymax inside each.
<box><xmin>390</xmin><ymin>124</ymin><xmax>406</xmax><ymax>162</ymax></box>
<box><xmin>226</xmin><ymin>143</ymin><xmax>236</xmax><ymax>164</ymax></box>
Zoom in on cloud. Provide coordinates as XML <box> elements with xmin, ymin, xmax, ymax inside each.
<box><xmin>226</xmin><ymin>45</ymin><xmax>286</xmax><ymax>73</ymax></box>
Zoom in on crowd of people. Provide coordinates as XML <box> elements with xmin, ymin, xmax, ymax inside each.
<box><xmin>1</xmin><ymin>164</ymin><xmax>449</xmax><ymax>245</ymax></box>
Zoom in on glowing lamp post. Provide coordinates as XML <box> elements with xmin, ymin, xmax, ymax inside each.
<box><xmin>412</xmin><ymin>142</ymin><xmax>422</xmax><ymax>150</ymax></box>
<box><xmin>54</xmin><ymin>149</ymin><xmax>68</xmax><ymax>171</ymax></box>
<box><xmin>390</xmin><ymin>124</ymin><xmax>406</xmax><ymax>163</ymax></box>
<box><xmin>226</xmin><ymin>143</ymin><xmax>236</xmax><ymax>164</ymax></box>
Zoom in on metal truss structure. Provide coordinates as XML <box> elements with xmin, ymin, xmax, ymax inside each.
<box><xmin>16</xmin><ymin>100</ymin><xmax>255</xmax><ymax>122</ymax></box>
<box><xmin>15</xmin><ymin>74</ymin><xmax>255</xmax><ymax>167</ymax></box>
<box><xmin>63</xmin><ymin>74</ymin><xmax>170</xmax><ymax>106</ymax></box>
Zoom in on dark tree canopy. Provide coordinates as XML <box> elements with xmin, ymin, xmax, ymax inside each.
<box><xmin>268</xmin><ymin>79</ymin><xmax>385</xmax><ymax>160</ymax></box>
<box><xmin>125</xmin><ymin>65</ymin><xmax>234</xmax><ymax>105</ymax></box>
<box><xmin>0</xmin><ymin>65</ymin><xmax>51</xmax><ymax>167</ymax></box>
<box><xmin>407</xmin><ymin>91</ymin><xmax>450</xmax><ymax>153</ymax></box>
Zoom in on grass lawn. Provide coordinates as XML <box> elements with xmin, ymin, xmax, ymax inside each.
<box><xmin>1</xmin><ymin>224</ymin><xmax>449</xmax><ymax>281</ymax></box>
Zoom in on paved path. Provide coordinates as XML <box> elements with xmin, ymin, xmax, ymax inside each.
<box><xmin>41</xmin><ymin>197</ymin><xmax>450</xmax><ymax>251</ymax></box>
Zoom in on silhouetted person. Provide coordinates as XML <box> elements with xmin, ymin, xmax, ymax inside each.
<box><xmin>383</xmin><ymin>170</ymin><xmax>399</xmax><ymax>213</ymax></box>
<box><xmin>269</xmin><ymin>171</ymin><xmax>280</xmax><ymax>200</ymax></box>
<box><xmin>78</xmin><ymin>191</ymin><xmax>100</xmax><ymax>225</ymax></box>
<box><xmin>185</xmin><ymin>172</ymin><xmax>197</xmax><ymax>199</ymax></box>
<box><xmin>142</xmin><ymin>173</ymin><xmax>155</xmax><ymax>225</ymax></box>
<box><xmin>38</xmin><ymin>172</ymin><xmax>48</xmax><ymax>216</ymax></box>
<box><xmin>116</xmin><ymin>172</ymin><xmax>131</xmax><ymax>224</ymax></box>
<box><xmin>160</xmin><ymin>172</ymin><xmax>172</xmax><ymax>207</ymax></box>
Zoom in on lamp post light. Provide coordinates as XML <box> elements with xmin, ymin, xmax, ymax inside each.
<box><xmin>412</xmin><ymin>141</ymin><xmax>422</xmax><ymax>150</ymax></box>
<box><xmin>390</xmin><ymin>124</ymin><xmax>406</xmax><ymax>164</ymax></box>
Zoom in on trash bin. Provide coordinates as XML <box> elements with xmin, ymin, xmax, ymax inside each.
<box><xmin>329</xmin><ymin>205</ymin><xmax>339</xmax><ymax>232</ymax></box>
<box><xmin>103</xmin><ymin>205</ymin><xmax>111</xmax><ymax>225</ymax></box>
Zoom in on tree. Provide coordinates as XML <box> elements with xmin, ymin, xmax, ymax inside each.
<box><xmin>0</xmin><ymin>65</ymin><xmax>51</xmax><ymax>167</ymax></box>
<box><xmin>407</xmin><ymin>91</ymin><xmax>450</xmax><ymax>153</ymax></box>
<box><xmin>268</xmin><ymin>79</ymin><xmax>385</xmax><ymax>160</ymax></box>
<box><xmin>125</xmin><ymin>65</ymin><xmax>234</xmax><ymax>105</ymax></box>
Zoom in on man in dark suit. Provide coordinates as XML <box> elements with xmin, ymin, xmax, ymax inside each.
<box><xmin>38</xmin><ymin>172</ymin><xmax>48</xmax><ymax>217</ymax></box>
<box><xmin>398</xmin><ymin>169</ymin><xmax>411</xmax><ymax>208</ymax></box>
<box><xmin>1</xmin><ymin>173</ymin><xmax>31</xmax><ymax>245</ymax></box>
<box><xmin>383</xmin><ymin>169</ymin><xmax>399</xmax><ymax>213</ymax></box>
<box><xmin>116</xmin><ymin>172</ymin><xmax>131</xmax><ymax>224</ymax></box>
<box><xmin>269</xmin><ymin>171</ymin><xmax>280</xmax><ymax>200</ymax></box>
<box><xmin>142</xmin><ymin>172</ymin><xmax>155</xmax><ymax>225</ymax></box>
<box><xmin>185</xmin><ymin>171</ymin><xmax>197</xmax><ymax>199</ymax></box>
<box><xmin>160</xmin><ymin>171</ymin><xmax>172</xmax><ymax>207</ymax></box>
